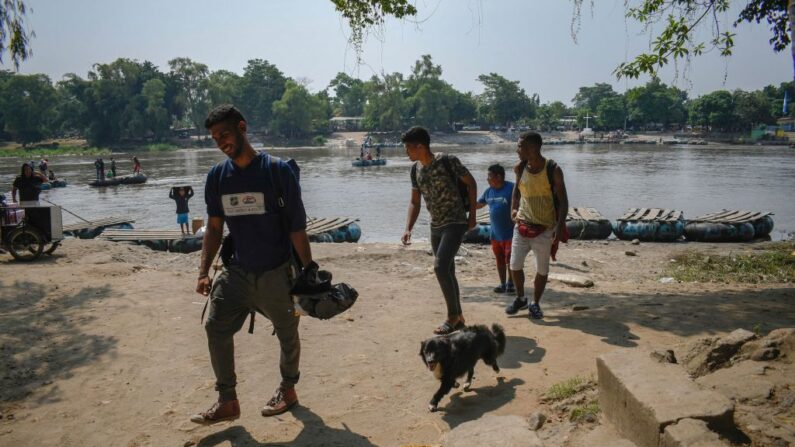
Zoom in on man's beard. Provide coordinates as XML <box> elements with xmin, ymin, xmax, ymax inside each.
<box><xmin>226</xmin><ymin>132</ymin><xmax>245</xmax><ymax>159</ymax></box>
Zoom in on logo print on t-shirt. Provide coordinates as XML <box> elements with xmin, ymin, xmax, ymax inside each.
<box><xmin>222</xmin><ymin>192</ymin><xmax>266</xmax><ymax>216</ymax></box>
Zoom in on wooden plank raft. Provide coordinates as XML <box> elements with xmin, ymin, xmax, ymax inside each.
<box><xmin>305</xmin><ymin>217</ymin><xmax>359</xmax><ymax>236</ymax></box>
<box><xmin>63</xmin><ymin>216</ymin><xmax>135</xmax><ymax>232</ymax></box>
<box><xmin>618</xmin><ymin>208</ymin><xmax>683</xmax><ymax>222</ymax></box>
<box><xmin>567</xmin><ymin>207</ymin><xmax>608</xmax><ymax>222</ymax></box>
<box><xmin>688</xmin><ymin>209</ymin><xmax>773</xmax><ymax>224</ymax></box>
<box><xmin>98</xmin><ymin>229</ymin><xmax>189</xmax><ymax>241</ymax></box>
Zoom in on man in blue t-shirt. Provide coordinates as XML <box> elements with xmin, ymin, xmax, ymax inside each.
<box><xmin>476</xmin><ymin>164</ymin><xmax>516</xmax><ymax>294</ymax></box>
<box><xmin>191</xmin><ymin>105</ymin><xmax>314</xmax><ymax>425</ymax></box>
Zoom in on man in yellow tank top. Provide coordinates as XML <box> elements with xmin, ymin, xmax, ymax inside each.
<box><xmin>505</xmin><ymin>132</ymin><xmax>569</xmax><ymax>319</ymax></box>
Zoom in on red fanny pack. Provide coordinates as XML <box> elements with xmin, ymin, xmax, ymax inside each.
<box><xmin>518</xmin><ymin>221</ymin><xmax>547</xmax><ymax>238</ymax></box>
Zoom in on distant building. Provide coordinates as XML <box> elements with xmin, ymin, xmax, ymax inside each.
<box><xmin>330</xmin><ymin>116</ymin><xmax>364</xmax><ymax>132</ymax></box>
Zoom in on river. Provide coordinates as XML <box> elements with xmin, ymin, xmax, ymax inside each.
<box><xmin>1</xmin><ymin>143</ymin><xmax>793</xmax><ymax>242</ymax></box>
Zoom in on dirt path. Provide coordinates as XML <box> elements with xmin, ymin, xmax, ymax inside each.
<box><xmin>1</xmin><ymin>239</ymin><xmax>793</xmax><ymax>446</ymax></box>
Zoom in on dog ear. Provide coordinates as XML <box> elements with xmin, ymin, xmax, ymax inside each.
<box><xmin>419</xmin><ymin>340</ymin><xmax>428</xmax><ymax>366</ymax></box>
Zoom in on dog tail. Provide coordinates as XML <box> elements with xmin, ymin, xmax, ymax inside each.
<box><xmin>491</xmin><ymin>323</ymin><xmax>506</xmax><ymax>356</ymax></box>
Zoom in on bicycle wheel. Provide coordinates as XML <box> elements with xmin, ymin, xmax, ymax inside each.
<box><xmin>8</xmin><ymin>226</ymin><xmax>45</xmax><ymax>261</ymax></box>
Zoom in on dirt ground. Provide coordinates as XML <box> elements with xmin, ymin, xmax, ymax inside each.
<box><xmin>1</xmin><ymin>238</ymin><xmax>793</xmax><ymax>446</ymax></box>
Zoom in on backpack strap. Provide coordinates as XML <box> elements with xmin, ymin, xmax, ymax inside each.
<box><xmin>410</xmin><ymin>162</ymin><xmax>418</xmax><ymax>187</ymax></box>
<box><xmin>516</xmin><ymin>158</ymin><xmax>559</xmax><ymax>214</ymax></box>
<box><xmin>440</xmin><ymin>154</ymin><xmax>457</xmax><ymax>185</ymax></box>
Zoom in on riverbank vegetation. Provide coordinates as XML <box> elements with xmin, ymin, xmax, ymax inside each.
<box><xmin>0</xmin><ymin>55</ymin><xmax>793</xmax><ymax>149</ymax></box>
<box><xmin>0</xmin><ymin>143</ymin><xmax>111</xmax><ymax>158</ymax></box>
<box><xmin>667</xmin><ymin>242</ymin><xmax>795</xmax><ymax>284</ymax></box>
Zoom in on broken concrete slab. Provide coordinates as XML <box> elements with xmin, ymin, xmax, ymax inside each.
<box><xmin>548</xmin><ymin>273</ymin><xmax>594</xmax><ymax>288</ymax></box>
<box><xmin>696</xmin><ymin>361</ymin><xmax>774</xmax><ymax>404</ymax></box>
<box><xmin>598</xmin><ymin>350</ymin><xmax>734</xmax><ymax>447</ymax></box>
<box><xmin>660</xmin><ymin>418</ymin><xmax>729</xmax><ymax>447</ymax></box>
<box><xmin>442</xmin><ymin>414</ymin><xmax>543</xmax><ymax>447</ymax></box>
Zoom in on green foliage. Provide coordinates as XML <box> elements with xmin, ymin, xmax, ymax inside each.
<box><xmin>146</xmin><ymin>142</ymin><xmax>178</xmax><ymax>152</ymax></box>
<box><xmin>596</xmin><ymin>96</ymin><xmax>626</xmax><ymax>129</ymax></box>
<box><xmin>329</xmin><ymin>72</ymin><xmax>366</xmax><ymax>116</ymax></box>
<box><xmin>573</xmin><ymin>83</ymin><xmax>619</xmax><ymax>113</ymax></box>
<box><xmin>0</xmin><ymin>0</ymin><xmax>32</xmax><ymax>69</ymax></box>
<box><xmin>168</xmin><ymin>57</ymin><xmax>210</xmax><ymax>134</ymax></box>
<box><xmin>545</xmin><ymin>376</ymin><xmax>585</xmax><ymax>401</ymax></box>
<box><xmin>0</xmin><ymin>145</ymin><xmax>111</xmax><ymax>157</ymax></box>
<box><xmin>238</xmin><ymin>59</ymin><xmax>287</xmax><ymax>131</ymax></box>
<box><xmin>208</xmin><ymin>70</ymin><xmax>242</xmax><ymax>107</ymax></box>
<box><xmin>625</xmin><ymin>78</ymin><xmax>687</xmax><ymax>129</ymax></box>
<box><xmin>667</xmin><ymin>242</ymin><xmax>795</xmax><ymax>284</ymax></box>
<box><xmin>331</xmin><ymin>0</ymin><xmax>417</xmax><ymax>58</ymax></box>
<box><xmin>271</xmin><ymin>80</ymin><xmax>328</xmax><ymax>138</ymax></box>
<box><xmin>0</xmin><ymin>72</ymin><xmax>56</xmax><ymax>144</ymax></box>
<box><xmin>477</xmin><ymin>73</ymin><xmax>534</xmax><ymax>126</ymax></box>
<box><xmin>570</xmin><ymin>401</ymin><xmax>600</xmax><ymax>422</ymax></box>
<box><xmin>688</xmin><ymin>90</ymin><xmax>734</xmax><ymax>130</ymax></box>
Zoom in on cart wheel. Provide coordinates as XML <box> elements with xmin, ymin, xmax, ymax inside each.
<box><xmin>7</xmin><ymin>226</ymin><xmax>45</xmax><ymax>262</ymax></box>
<box><xmin>45</xmin><ymin>241</ymin><xmax>61</xmax><ymax>255</ymax></box>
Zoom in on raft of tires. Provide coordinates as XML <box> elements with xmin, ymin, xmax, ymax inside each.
<box><xmin>684</xmin><ymin>211</ymin><xmax>774</xmax><ymax>242</ymax></box>
<box><xmin>306</xmin><ymin>218</ymin><xmax>361</xmax><ymax>243</ymax></box>
<box><xmin>614</xmin><ymin>208</ymin><xmax>685</xmax><ymax>242</ymax></box>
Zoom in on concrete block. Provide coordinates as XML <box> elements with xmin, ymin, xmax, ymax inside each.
<box><xmin>660</xmin><ymin>418</ymin><xmax>729</xmax><ymax>447</ymax></box>
<box><xmin>597</xmin><ymin>350</ymin><xmax>734</xmax><ymax>447</ymax></box>
<box><xmin>696</xmin><ymin>361</ymin><xmax>773</xmax><ymax>404</ymax></box>
<box><xmin>443</xmin><ymin>414</ymin><xmax>543</xmax><ymax>447</ymax></box>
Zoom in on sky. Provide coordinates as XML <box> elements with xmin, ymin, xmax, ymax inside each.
<box><xmin>12</xmin><ymin>0</ymin><xmax>793</xmax><ymax>104</ymax></box>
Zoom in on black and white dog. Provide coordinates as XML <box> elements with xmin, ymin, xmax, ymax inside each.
<box><xmin>419</xmin><ymin>324</ymin><xmax>506</xmax><ymax>411</ymax></box>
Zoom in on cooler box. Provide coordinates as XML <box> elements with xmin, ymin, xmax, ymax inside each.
<box><xmin>19</xmin><ymin>202</ymin><xmax>63</xmax><ymax>241</ymax></box>
<box><xmin>1</xmin><ymin>205</ymin><xmax>25</xmax><ymax>226</ymax></box>
<box><xmin>192</xmin><ymin>218</ymin><xmax>204</xmax><ymax>235</ymax></box>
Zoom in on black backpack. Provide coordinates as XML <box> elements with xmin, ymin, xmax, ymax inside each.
<box><xmin>411</xmin><ymin>154</ymin><xmax>470</xmax><ymax>210</ymax></box>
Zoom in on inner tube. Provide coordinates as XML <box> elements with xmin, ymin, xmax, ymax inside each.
<box><xmin>170</xmin><ymin>237</ymin><xmax>203</xmax><ymax>253</ymax></box>
<box><xmin>751</xmin><ymin>215</ymin><xmax>774</xmax><ymax>238</ymax></box>
<box><xmin>684</xmin><ymin>222</ymin><xmax>755</xmax><ymax>242</ymax></box>
<box><xmin>566</xmin><ymin>220</ymin><xmax>613</xmax><ymax>240</ymax></box>
<box><xmin>614</xmin><ymin>219</ymin><xmax>684</xmax><ymax>242</ymax></box>
<box><xmin>463</xmin><ymin>224</ymin><xmax>491</xmax><ymax>244</ymax></box>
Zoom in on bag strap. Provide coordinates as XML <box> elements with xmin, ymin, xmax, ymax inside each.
<box><xmin>440</xmin><ymin>154</ymin><xmax>457</xmax><ymax>185</ymax></box>
<box><xmin>410</xmin><ymin>162</ymin><xmax>418</xmax><ymax>187</ymax></box>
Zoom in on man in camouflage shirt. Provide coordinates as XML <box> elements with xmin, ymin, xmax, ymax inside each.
<box><xmin>401</xmin><ymin>126</ymin><xmax>478</xmax><ymax>335</ymax></box>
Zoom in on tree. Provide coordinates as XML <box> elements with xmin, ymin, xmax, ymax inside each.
<box><xmin>142</xmin><ymin>78</ymin><xmax>170</xmax><ymax>140</ymax></box>
<box><xmin>573</xmin><ymin>83</ymin><xmax>619</xmax><ymax>113</ymax></box>
<box><xmin>271</xmin><ymin>80</ymin><xmax>327</xmax><ymax>138</ymax></box>
<box><xmin>0</xmin><ymin>72</ymin><xmax>56</xmax><ymax>145</ymax></box>
<box><xmin>0</xmin><ymin>0</ymin><xmax>33</xmax><ymax>69</ymax></box>
<box><xmin>328</xmin><ymin>72</ymin><xmax>365</xmax><ymax>116</ymax></box>
<box><xmin>207</xmin><ymin>69</ymin><xmax>242</xmax><ymax>108</ymax></box>
<box><xmin>476</xmin><ymin>73</ymin><xmax>533</xmax><ymax>126</ymax></box>
<box><xmin>625</xmin><ymin>78</ymin><xmax>687</xmax><ymax>129</ymax></box>
<box><xmin>362</xmin><ymin>73</ymin><xmax>406</xmax><ymax>131</ymax></box>
<box><xmin>596</xmin><ymin>96</ymin><xmax>626</xmax><ymax>130</ymax></box>
<box><xmin>689</xmin><ymin>90</ymin><xmax>734</xmax><ymax>131</ymax></box>
<box><xmin>732</xmin><ymin>89</ymin><xmax>774</xmax><ymax>130</ymax></box>
<box><xmin>168</xmin><ymin>57</ymin><xmax>210</xmax><ymax>132</ymax></box>
<box><xmin>238</xmin><ymin>59</ymin><xmax>287</xmax><ymax>131</ymax></box>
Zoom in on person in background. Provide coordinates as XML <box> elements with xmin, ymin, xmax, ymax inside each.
<box><xmin>169</xmin><ymin>186</ymin><xmax>194</xmax><ymax>235</ymax></box>
<box><xmin>132</xmin><ymin>156</ymin><xmax>142</xmax><ymax>175</ymax></box>
<box><xmin>110</xmin><ymin>157</ymin><xmax>117</xmax><ymax>178</ymax></box>
<box><xmin>12</xmin><ymin>163</ymin><xmax>48</xmax><ymax>202</ymax></box>
<box><xmin>38</xmin><ymin>158</ymin><xmax>49</xmax><ymax>178</ymax></box>
<box><xmin>476</xmin><ymin>164</ymin><xmax>516</xmax><ymax>294</ymax></box>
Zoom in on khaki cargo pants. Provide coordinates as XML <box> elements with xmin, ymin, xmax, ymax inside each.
<box><xmin>205</xmin><ymin>261</ymin><xmax>300</xmax><ymax>401</ymax></box>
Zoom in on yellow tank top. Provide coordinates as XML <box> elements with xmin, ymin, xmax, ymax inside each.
<box><xmin>517</xmin><ymin>160</ymin><xmax>556</xmax><ymax>227</ymax></box>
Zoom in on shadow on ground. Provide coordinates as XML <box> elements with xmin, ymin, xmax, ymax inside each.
<box><xmin>196</xmin><ymin>406</ymin><xmax>376</xmax><ymax>447</ymax></box>
<box><xmin>0</xmin><ymin>280</ymin><xmax>117</xmax><ymax>405</ymax></box>
<box><xmin>440</xmin><ymin>377</ymin><xmax>525</xmax><ymax>429</ymax></box>
<box><xmin>462</xmin><ymin>285</ymin><xmax>795</xmax><ymax>347</ymax></box>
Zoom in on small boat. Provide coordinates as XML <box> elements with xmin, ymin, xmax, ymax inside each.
<box><xmin>352</xmin><ymin>158</ymin><xmax>387</xmax><ymax>167</ymax></box>
<box><xmin>614</xmin><ymin>208</ymin><xmax>685</xmax><ymax>242</ymax></box>
<box><xmin>684</xmin><ymin>210</ymin><xmax>774</xmax><ymax>242</ymax></box>
<box><xmin>89</xmin><ymin>174</ymin><xmax>147</xmax><ymax>187</ymax></box>
<box><xmin>306</xmin><ymin>217</ymin><xmax>361</xmax><ymax>243</ymax></box>
<box><xmin>39</xmin><ymin>180</ymin><xmax>68</xmax><ymax>190</ymax></box>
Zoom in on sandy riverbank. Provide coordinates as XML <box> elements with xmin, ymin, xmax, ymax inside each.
<box><xmin>1</xmin><ymin>238</ymin><xmax>793</xmax><ymax>446</ymax></box>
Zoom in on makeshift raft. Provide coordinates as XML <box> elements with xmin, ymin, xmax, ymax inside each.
<box><xmin>307</xmin><ymin>217</ymin><xmax>361</xmax><ymax>243</ymax></box>
<box><xmin>89</xmin><ymin>174</ymin><xmax>147</xmax><ymax>187</ymax></box>
<box><xmin>614</xmin><ymin>208</ymin><xmax>685</xmax><ymax>242</ymax></box>
<box><xmin>463</xmin><ymin>210</ymin><xmax>492</xmax><ymax>243</ymax></box>
<box><xmin>351</xmin><ymin>159</ymin><xmax>387</xmax><ymax>167</ymax></box>
<box><xmin>98</xmin><ymin>229</ymin><xmax>202</xmax><ymax>253</ymax></box>
<box><xmin>566</xmin><ymin>207</ymin><xmax>613</xmax><ymax>240</ymax></box>
<box><xmin>63</xmin><ymin>217</ymin><xmax>135</xmax><ymax>239</ymax></box>
<box><xmin>39</xmin><ymin>180</ymin><xmax>67</xmax><ymax>190</ymax></box>
<box><xmin>684</xmin><ymin>210</ymin><xmax>774</xmax><ymax>242</ymax></box>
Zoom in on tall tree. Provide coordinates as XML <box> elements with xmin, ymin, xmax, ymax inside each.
<box><xmin>0</xmin><ymin>72</ymin><xmax>56</xmax><ymax>145</ymax></box>
<box><xmin>573</xmin><ymin>83</ymin><xmax>619</xmax><ymax>113</ymax></box>
<box><xmin>168</xmin><ymin>57</ymin><xmax>210</xmax><ymax>132</ymax></box>
<box><xmin>688</xmin><ymin>90</ymin><xmax>735</xmax><ymax>131</ymax></box>
<box><xmin>207</xmin><ymin>70</ymin><xmax>242</xmax><ymax>108</ymax></box>
<box><xmin>238</xmin><ymin>59</ymin><xmax>287</xmax><ymax>131</ymax></box>
<box><xmin>271</xmin><ymin>80</ymin><xmax>327</xmax><ymax>138</ymax></box>
<box><xmin>625</xmin><ymin>78</ymin><xmax>687</xmax><ymax>128</ymax></box>
<box><xmin>476</xmin><ymin>73</ymin><xmax>533</xmax><ymax>126</ymax></box>
<box><xmin>363</xmin><ymin>73</ymin><xmax>406</xmax><ymax>131</ymax></box>
<box><xmin>328</xmin><ymin>72</ymin><xmax>365</xmax><ymax>116</ymax></box>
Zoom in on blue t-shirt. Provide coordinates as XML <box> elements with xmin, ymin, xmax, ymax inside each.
<box><xmin>477</xmin><ymin>181</ymin><xmax>514</xmax><ymax>241</ymax></box>
<box><xmin>205</xmin><ymin>153</ymin><xmax>307</xmax><ymax>273</ymax></box>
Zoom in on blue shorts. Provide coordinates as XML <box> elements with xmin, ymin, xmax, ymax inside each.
<box><xmin>177</xmin><ymin>213</ymin><xmax>189</xmax><ymax>225</ymax></box>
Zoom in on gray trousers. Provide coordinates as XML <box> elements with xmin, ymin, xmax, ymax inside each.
<box><xmin>205</xmin><ymin>261</ymin><xmax>300</xmax><ymax>401</ymax></box>
<box><xmin>430</xmin><ymin>223</ymin><xmax>468</xmax><ymax>317</ymax></box>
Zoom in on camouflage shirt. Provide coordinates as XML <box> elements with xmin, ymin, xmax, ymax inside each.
<box><xmin>411</xmin><ymin>153</ymin><xmax>471</xmax><ymax>228</ymax></box>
